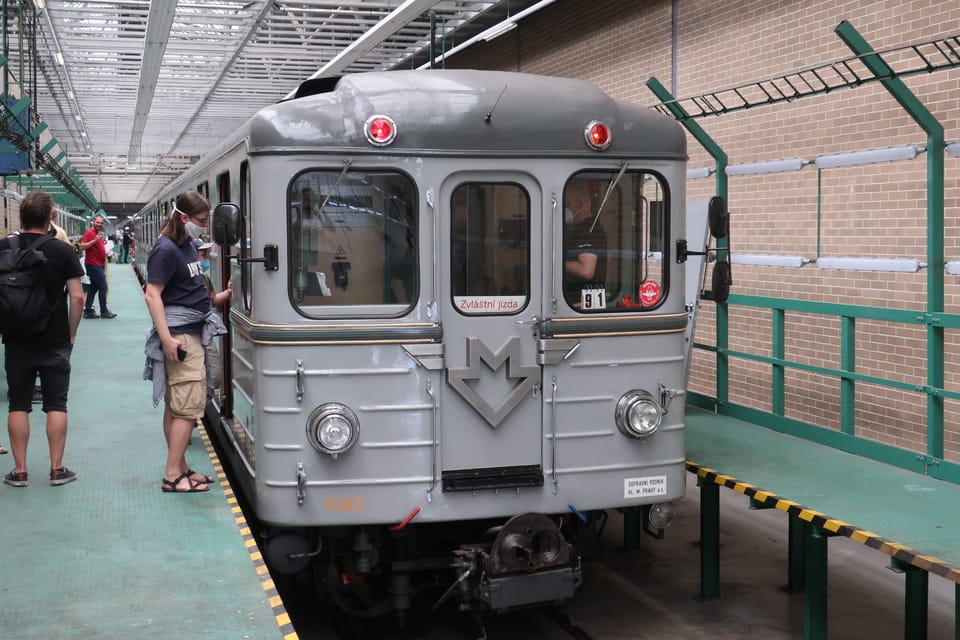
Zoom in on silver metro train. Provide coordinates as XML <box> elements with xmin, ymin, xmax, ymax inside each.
<box><xmin>134</xmin><ymin>69</ymin><xmax>728</xmax><ymax>619</ymax></box>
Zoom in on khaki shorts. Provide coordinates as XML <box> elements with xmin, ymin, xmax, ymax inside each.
<box><xmin>164</xmin><ymin>332</ymin><xmax>206</xmax><ymax>420</ymax></box>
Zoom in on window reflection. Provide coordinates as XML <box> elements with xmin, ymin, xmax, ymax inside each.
<box><xmin>451</xmin><ymin>183</ymin><xmax>529</xmax><ymax>315</ymax></box>
<box><xmin>289</xmin><ymin>170</ymin><xmax>417</xmax><ymax>313</ymax></box>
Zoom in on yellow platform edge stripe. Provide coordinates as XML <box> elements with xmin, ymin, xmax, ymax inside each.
<box><xmin>686</xmin><ymin>460</ymin><xmax>960</xmax><ymax>584</ymax></box>
<box><xmin>200</xmin><ymin>424</ymin><xmax>300</xmax><ymax>640</ymax></box>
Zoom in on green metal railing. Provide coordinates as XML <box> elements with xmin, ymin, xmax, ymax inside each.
<box><xmin>648</xmin><ymin>22</ymin><xmax>959</xmax><ymax>482</ymax></box>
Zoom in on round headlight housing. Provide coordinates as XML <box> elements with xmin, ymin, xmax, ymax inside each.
<box><xmin>647</xmin><ymin>502</ymin><xmax>676</xmax><ymax>529</ymax></box>
<box><xmin>306</xmin><ymin>403</ymin><xmax>359</xmax><ymax>457</ymax></box>
<box><xmin>615</xmin><ymin>389</ymin><xmax>662</xmax><ymax>439</ymax></box>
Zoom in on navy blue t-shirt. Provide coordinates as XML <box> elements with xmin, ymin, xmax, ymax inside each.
<box><xmin>147</xmin><ymin>236</ymin><xmax>210</xmax><ymax>332</ymax></box>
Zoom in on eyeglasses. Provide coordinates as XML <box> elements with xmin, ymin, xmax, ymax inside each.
<box><xmin>188</xmin><ymin>214</ymin><xmax>209</xmax><ymax>225</ymax></box>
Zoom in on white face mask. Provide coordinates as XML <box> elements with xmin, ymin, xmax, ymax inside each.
<box><xmin>564</xmin><ymin>208</ymin><xmax>574</xmax><ymax>224</ymax></box>
<box><xmin>184</xmin><ymin>220</ymin><xmax>205</xmax><ymax>239</ymax></box>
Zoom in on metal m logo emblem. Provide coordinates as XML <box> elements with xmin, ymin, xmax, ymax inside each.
<box><xmin>446</xmin><ymin>336</ymin><xmax>540</xmax><ymax>428</ymax></box>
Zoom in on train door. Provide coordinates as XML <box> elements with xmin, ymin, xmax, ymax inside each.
<box><xmin>438</xmin><ymin>173</ymin><xmax>544</xmax><ymax>491</ymax></box>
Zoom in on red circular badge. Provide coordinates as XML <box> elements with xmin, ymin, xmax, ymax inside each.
<box><xmin>639</xmin><ymin>280</ymin><xmax>661</xmax><ymax>306</ymax></box>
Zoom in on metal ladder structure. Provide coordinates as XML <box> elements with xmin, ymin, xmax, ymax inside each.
<box><xmin>653</xmin><ymin>32</ymin><xmax>960</xmax><ymax>121</ymax></box>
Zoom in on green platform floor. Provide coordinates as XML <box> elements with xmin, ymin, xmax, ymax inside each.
<box><xmin>0</xmin><ymin>264</ymin><xmax>294</xmax><ymax>639</ymax></box>
<box><xmin>686</xmin><ymin>406</ymin><xmax>960</xmax><ymax>581</ymax></box>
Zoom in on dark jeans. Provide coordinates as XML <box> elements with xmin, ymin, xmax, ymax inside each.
<box><xmin>4</xmin><ymin>342</ymin><xmax>72</xmax><ymax>413</ymax></box>
<box><xmin>84</xmin><ymin>263</ymin><xmax>108</xmax><ymax>313</ymax></box>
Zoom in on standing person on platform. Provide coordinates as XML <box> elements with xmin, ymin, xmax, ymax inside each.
<box><xmin>143</xmin><ymin>191</ymin><xmax>227</xmax><ymax>493</ymax></box>
<box><xmin>1</xmin><ymin>191</ymin><xmax>85</xmax><ymax>487</ymax></box>
<box><xmin>121</xmin><ymin>228</ymin><xmax>132</xmax><ymax>263</ymax></box>
<box><xmin>78</xmin><ymin>214</ymin><xmax>117</xmax><ymax>319</ymax></box>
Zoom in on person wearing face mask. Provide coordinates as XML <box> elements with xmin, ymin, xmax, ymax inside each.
<box><xmin>143</xmin><ymin>191</ymin><xmax>227</xmax><ymax>494</ymax></box>
<box><xmin>78</xmin><ymin>214</ymin><xmax>117</xmax><ymax>319</ymax></box>
<box><xmin>563</xmin><ymin>180</ymin><xmax>606</xmax><ymax>307</ymax></box>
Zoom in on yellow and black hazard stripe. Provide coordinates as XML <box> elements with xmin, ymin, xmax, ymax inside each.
<box><xmin>199</xmin><ymin>426</ymin><xmax>300</xmax><ymax>640</ymax></box>
<box><xmin>687</xmin><ymin>460</ymin><xmax>960</xmax><ymax>584</ymax></box>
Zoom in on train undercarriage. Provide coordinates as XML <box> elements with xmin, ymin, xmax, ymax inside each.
<box><xmin>260</xmin><ymin>511</ymin><xmax>592</xmax><ymax>625</ymax></box>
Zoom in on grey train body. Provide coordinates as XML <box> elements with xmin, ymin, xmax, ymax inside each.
<box><xmin>135</xmin><ymin>69</ymin><xmax>692</xmax><ymax>617</ymax></box>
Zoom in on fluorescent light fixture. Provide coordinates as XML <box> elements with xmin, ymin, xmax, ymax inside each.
<box><xmin>725</xmin><ymin>157</ymin><xmax>806</xmax><ymax>176</ymax></box>
<box><xmin>33</xmin><ymin>0</ymin><xmax>44</xmax><ymax>9</ymax></box>
<box><xmin>55</xmin><ymin>51</ymin><xmax>64</xmax><ymax>65</ymax></box>
<box><xmin>730</xmin><ymin>254</ymin><xmax>808</xmax><ymax>268</ymax></box>
<box><xmin>815</xmin><ymin>145</ymin><xmax>920</xmax><ymax>169</ymax></box>
<box><xmin>687</xmin><ymin>167</ymin><xmax>715</xmax><ymax>180</ymax></box>
<box><xmin>946</xmin><ymin>142</ymin><xmax>960</xmax><ymax>158</ymax></box>
<box><xmin>816</xmin><ymin>257</ymin><xmax>923</xmax><ymax>273</ymax></box>
<box><xmin>479</xmin><ymin>20</ymin><xmax>517</xmax><ymax>42</ymax></box>
<box><xmin>67</xmin><ymin>90</ymin><xmax>75</xmax><ymax>100</ymax></box>
<box><xmin>945</xmin><ymin>261</ymin><xmax>960</xmax><ymax>275</ymax></box>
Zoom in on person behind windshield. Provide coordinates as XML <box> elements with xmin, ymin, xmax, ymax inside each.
<box><xmin>563</xmin><ymin>181</ymin><xmax>606</xmax><ymax>305</ymax></box>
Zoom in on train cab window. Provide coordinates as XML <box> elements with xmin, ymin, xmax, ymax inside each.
<box><xmin>562</xmin><ymin>171</ymin><xmax>668</xmax><ymax>312</ymax></box>
<box><xmin>288</xmin><ymin>169</ymin><xmax>417</xmax><ymax>315</ymax></box>
<box><xmin>451</xmin><ymin>183</ymin><xmax>529</xmax><ymax>315</ymax></box>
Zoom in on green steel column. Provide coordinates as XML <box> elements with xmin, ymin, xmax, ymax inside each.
<box><xmin>622</xmin><ymin>506</ymin><xmax>641</xmax><ymax>551</ymax></box>
<box><xmin>646</xmin><ymin>77</ymin><xmax>730</xmax><ymax>408</ymax></box>
<box><xmin>835</xmin><ymin>21</ymin><xmax>945</xmax><ymax>459</ymax></box>
<box><xmin>804</xmin><ymin>523</ymin><xmax>828</xmax><ymax>640</ymax></box>
<box><xmin>697</xmin><ymin>476</ymin><xmax>720</xmax><ymax>599</ymax></box>
<box><xmin>787</xmin><ymin>514</ymin><xmax>805</xmax><ymax>593</ymax></box>
<box><xmin>903</xmin><ymin>564</ymin><xmax>929</xmax><ymax>640</ymax></box>
<box><xmin>773</xmin><ymin>308</ymin><xmax>785</xmax><ymax>415</ymax></box>
<box><xmin>840</xmin><ymin>316</ymin><xmax>856</xmax><ymax>435</ymax></box>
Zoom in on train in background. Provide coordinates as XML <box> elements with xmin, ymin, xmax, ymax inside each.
<box><xmin>132</xmin><ymin>69</ymin><xmax>728</xmax><ymax>624</ymax></box>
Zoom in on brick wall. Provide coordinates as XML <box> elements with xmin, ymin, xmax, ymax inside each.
<box><xmin>444</xmin><ymin>0</ymin><xmax>960</xmax><ymax>461</ymax></box>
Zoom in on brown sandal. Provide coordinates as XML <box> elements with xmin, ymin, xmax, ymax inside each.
<box><xmin>187</xmin><ymin>468</ymin><xmax>215</xmax><ymax>484</ymax></box>
<box><xmin>161</xmin><ymin>471</ymin><xmax>209</xmax><ymax>493</ymax></box>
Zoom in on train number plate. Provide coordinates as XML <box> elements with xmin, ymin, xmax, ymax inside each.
<box><xmin>624</xmin><ymin>475</ymin><xmax>667</xmax><ymax>499</ymax></box>
<box><xmin>580</xmin><ymin>287</ymin><xmax>606</xmax><ymax>310</ymax></box>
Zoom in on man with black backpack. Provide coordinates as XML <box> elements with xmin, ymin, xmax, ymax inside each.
<box><xmin>0</xmin><ymin>191</ymin><xmax>85</xmax><ymax>487</ymax></box>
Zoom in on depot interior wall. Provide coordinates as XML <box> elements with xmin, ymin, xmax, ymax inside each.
<box><xmin>444</xmin><ymin>0</ymin><xmax>960</xmax><ymax>461</ymax></box>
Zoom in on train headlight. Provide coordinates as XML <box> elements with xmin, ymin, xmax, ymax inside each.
<box><xmin>615</xmin><ymin>390</ymin><xmax>662</xmax><ymax>439</ymax></box>
<box><xmin>648</xmin><ymin>502</ymin><xmax>676</xmax><ymax>529</ymax></box>
<box><xmin>306</xmin><ymin>403</ymin><xmax>359</xmax><ymax>458</ymax></box>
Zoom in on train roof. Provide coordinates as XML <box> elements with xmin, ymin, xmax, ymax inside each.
<box><xmin>246</xmin><ymin>70</ymin><xmax>686</xmax><ymax>160</ymax></box>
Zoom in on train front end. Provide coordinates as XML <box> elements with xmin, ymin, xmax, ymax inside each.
<box><xmin>212</xmin><ymin>70</ymin><xmax>705</xmax><ymax>615</ymax></box>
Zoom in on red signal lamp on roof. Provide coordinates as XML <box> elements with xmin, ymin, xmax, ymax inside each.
<box><xmin>584</xmin><ymin>120</ymin><xmax>612</xmax><ymax>151</ymax></box>
<box><xmin>365</xmin><ymin>115</ymin><xmax>397</xmax><ymax>146</ymax></box>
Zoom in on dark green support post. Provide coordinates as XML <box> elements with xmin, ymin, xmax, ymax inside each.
<box><xmin>892</xmin><ymin>558</ymin><xmax>928</xmax><ymax>639</ymax></box>
<box><xmin>772</xmin><ymin>308</ymin><xmax>785</xmax><ymax>415</ymax></box>
<box><xmin>697</xmin><ymin>476</ymin><xmax>720</xmax><ymax>599</ymax></box>
<box><xmin>622</xmin><ymin>506</ymin><xmax>641</xmax><ymax>551</ymax></box>
<box><xmin>840</xmin><ymin>316</ymin><xmax>856</xmax><ymax>435</ymax></box>
<box><xmin>836</xmin><ymin>20</ymin><xmax>945</xmax><ymax>460</ymax></box>
<box><xmin>786</xmin><ymin>514</ymin><xmax>805</xmax><ymax>593</ymax></box>
<box><xmin>803</xmin><ymin>522</ymin><xmax>828</xmax><ymax>640</ymax></box>
<box><xmin>646</xmin><ymin>77</ymin><xmax>730</xmax><ymax>410</ymax></box>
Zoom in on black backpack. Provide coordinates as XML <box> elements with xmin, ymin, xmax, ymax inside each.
<box><xmin>0</xmin><ymin>234</ymin><xmax>54</xmax><ymax>338</ymax></box>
